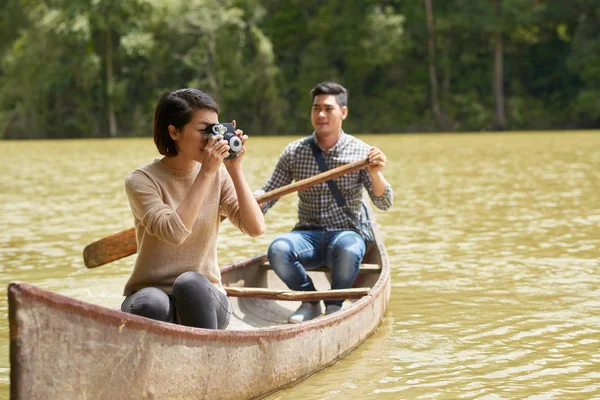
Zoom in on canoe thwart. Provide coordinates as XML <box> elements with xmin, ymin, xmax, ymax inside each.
<box><xmin>260</xmin><ymin>262</ymin><xmax>382</xmax><ymax>274</ymax></box>
<box><xmin>224</xmin><ymin>286</ymin><xmax>370</xmax><ymax>300</ymax></box>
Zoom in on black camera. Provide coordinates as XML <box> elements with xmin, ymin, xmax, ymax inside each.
<box><xmin>204</xmin><ymin>123</ymin><xmax>243</xmax><ymax>160</ymax></box>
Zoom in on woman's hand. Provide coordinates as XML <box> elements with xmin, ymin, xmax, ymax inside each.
<box><xmin>201</xmin><ymin>134</ymin><xmax>230</xmax><ymax>175</ymax></box>
<box><xmin>224</xmin><ymin>119</ymin><xmax>248</xmax><ymax>170</ymax></box>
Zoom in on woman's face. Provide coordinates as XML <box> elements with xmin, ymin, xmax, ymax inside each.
<box><xmin>169</xmin><ymin>108</ymin><xmax>218</xmax><ymax>163</ymax></box>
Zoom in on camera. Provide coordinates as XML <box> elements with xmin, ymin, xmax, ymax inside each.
<box><xmin>204</xmin><ymin>123</ymin><xmax>243</xmax><ymax>160</ymax></box>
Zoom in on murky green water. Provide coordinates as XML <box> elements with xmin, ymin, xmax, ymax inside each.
<box><xmin>1</xmin><ymin>132</ymin><xmax>599</xmax><ymax>399</ymax></box>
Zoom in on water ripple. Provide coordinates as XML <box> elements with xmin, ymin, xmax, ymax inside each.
<box><xmin>1</xmin><ymin>133</ymin><xmax>600</xmax><ymax>399</ymax></box>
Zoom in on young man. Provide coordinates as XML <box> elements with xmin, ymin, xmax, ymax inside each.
<box><xmin>256</xmin><ymin>81</ymin><xmax>393</xmax><ymax>323</ymax></box>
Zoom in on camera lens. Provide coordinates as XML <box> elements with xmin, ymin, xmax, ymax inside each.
<box><xmin>229</xmin><ymin>136</ymin><xmax>243</xmax><ymax>153</ymax></box>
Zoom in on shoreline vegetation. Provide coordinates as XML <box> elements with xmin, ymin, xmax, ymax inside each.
<box><xmin>1</xmin><ymin>129</ymin><xmax>598</xmax><ymax>142</ymax></box>
<box><xmin>1</xmin><ymin>1</ymin><xmax>599</xmax><ymax>139</ymax></box>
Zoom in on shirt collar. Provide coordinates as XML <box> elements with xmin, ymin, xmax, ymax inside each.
<box><xmin>310</xmin><ymin>130</ymin><xmax>347</xmax><ymax>153</ymax></box>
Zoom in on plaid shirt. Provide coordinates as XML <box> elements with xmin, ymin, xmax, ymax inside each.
<box><xmin>255</xmin><ymin>132</ymin><xmax>393</xmax><ymax>232</ymax></box>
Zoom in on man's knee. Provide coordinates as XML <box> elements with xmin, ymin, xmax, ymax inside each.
<box><xmin>268</xmin><ymin>238</ymin><xmax>294</xmax><ymax>265</ymax></box>
<box><xmin>332</xmin><ymin>233</ymin><xmax>366</xmax><ymax>261</ymax></box>
<box><xmin>339</xmin><ymin>245</ymin><xmax>365</xmax><ymax>263</ymax></box>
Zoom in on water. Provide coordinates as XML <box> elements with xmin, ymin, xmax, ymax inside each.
<box><xmin>1</xmin><ymin>132</ymin><xmax>599</xmax><ymax>399</ymax></box>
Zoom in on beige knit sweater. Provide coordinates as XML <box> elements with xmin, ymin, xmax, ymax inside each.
<box><xmin>123</xmin><ymin>159</ymin><xmax>248</xmax><ymax>296</ymax></box>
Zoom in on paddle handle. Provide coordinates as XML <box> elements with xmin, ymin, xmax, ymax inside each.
<box><xmin>255</xmin><ymin>157</ymin><xmax>370</xmax><ymax>204</ymax></box>
<box><xmin>83</xmin><ymin>157</ymin><xmax>370</xmax><ymax>268</ymax></box>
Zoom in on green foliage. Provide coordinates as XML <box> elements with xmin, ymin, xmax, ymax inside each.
<box><xmin>0</xmin><ymin>0</ymin><xmax>598</xmax><ymax>138</ymax></box>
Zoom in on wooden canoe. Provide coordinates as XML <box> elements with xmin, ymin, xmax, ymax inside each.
<box><xmin>8</xmin><ymin>204</ymin><xmax>390</xmax><ymax>400</ymax></box>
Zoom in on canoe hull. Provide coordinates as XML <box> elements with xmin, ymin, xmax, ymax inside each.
<box><xmin>10</xmin><ymin>278</ymin><xmax>389</xmax><ymax>399</ymax></box>
<box><xmin>9</xmin><ymin>206</ymin><xmax>390</xmax><ymax>399</ymax></box>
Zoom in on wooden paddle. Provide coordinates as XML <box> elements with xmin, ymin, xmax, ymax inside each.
<box><xmin>83</xmin><ymin>157</ymin><xmax>371</xmax><ymax>268</ymax></box>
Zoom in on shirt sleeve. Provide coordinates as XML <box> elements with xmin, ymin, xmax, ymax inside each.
<box><xmin>124</xmin><ymin>171</ymin><xmax>191</xmax><ymax>245</ymax></box>
<box><xmin>359</xmin><ymin>169</ymin><xmax>393</xmax><ymax>211</ymax></box>
<box><xmin>219</xmin><ymin>168</ymin><xmax>251</xmax><ymax>235</ymax></box>
<box><xmin>253</xmin><ymin>146</ymin><xmax>293</xmax><ymax>213</ymax></box>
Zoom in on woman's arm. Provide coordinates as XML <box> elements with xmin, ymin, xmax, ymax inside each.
<box><xmin>227</xmin><ymin>164</ymin><xmax>265</xmax><ymax>237</ymax></box>
<box><xmin>176</xmin><ymin>135</ymin><xmax>231</xmax><ymax>229</ymax></box>
<box><xmin>223</xmin><ymin>124</ymin><xmax>265</xmax><ymax>237</ymax></box>
<box><xmin>125</xmin><ymin>172</ymin><xmax>191</xmax><ymax>244</ymax></box>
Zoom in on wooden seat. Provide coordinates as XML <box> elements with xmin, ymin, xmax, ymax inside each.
<box><xmin>223</xmin><ymin>287</ymin><xmax>370</xmax><ymax>300</ymax></box>
<box><xmin>260</xmin><ymin>262</ymin><xmax>381</xmax><ymax>274</ymax></box>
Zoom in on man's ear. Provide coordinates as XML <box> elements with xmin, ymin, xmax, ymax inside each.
<box><xmin>168</xmin><ymin>125</ymin><xmax>179</xmax><ymax>141</ymax></box>
<box><xmin>341</xmin><ymin>106</ymin><xmax>349</xmax><ymax>121</ymax></box>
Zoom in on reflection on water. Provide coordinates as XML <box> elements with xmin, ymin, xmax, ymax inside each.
<box><xmin>1</xmin><ymin>132</ymin><xmax>599</xmax><ymax>399</ymax></box>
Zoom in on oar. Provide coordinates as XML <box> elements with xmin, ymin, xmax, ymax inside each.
<box><xmin>83</xmin><ymin>157</ymin><xmax>370</xmax><ymax>268</ymax></box>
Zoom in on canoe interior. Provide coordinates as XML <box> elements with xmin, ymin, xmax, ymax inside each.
<box><xmin>223</xmin><ymin>242</ymin><xmax>382</xmax><ymax>330</ymax></box>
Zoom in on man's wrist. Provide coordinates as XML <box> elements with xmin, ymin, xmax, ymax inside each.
<box><xmin>369</xmin><ymin>169</ymin><xmax>384</xmax><ymax>179</ymax></box>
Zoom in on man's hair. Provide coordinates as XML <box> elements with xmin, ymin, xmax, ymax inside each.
<box><xmin>310</xmin><ymin>81</ymin><xmax>348</xmax><ymax>108</ymax></box>
<box><xmin>153</xmin><ymin>88</ymin><xmax>220</xmax><ymax>157</ymax></box>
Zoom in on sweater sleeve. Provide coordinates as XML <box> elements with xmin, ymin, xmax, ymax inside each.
<box><xmin>219</xmin><ymin>168</ymin><xmax>251</xmax><ymax>235</ymax></box>
<box><xmin>125</xmin><ymin>171</ymin><xmax>191</xmax><ymax>244</ymax></box>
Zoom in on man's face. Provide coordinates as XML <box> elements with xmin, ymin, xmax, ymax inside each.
<box><xmin>311</xmin><ymin>94</ymin><xmax>348</xmax><ymax>137</ymax></box>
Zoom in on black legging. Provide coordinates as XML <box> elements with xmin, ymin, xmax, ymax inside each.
<box><xmin>121</xmin><ymin>271</ymin><xmax>232</xmax><ymax>329</ymax></box>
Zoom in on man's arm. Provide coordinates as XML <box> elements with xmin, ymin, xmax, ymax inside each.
<box><xmin>362</xmin><ymin>146</ymin><xmax>393</xmax><ymax>210</ymax></box>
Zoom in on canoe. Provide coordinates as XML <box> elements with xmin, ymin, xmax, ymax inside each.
<box><xmin>8</xmin><ymin>203</ymin><xmax>390</xmax><ymax>400</ymax></box>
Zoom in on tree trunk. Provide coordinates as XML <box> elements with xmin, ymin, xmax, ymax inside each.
<box><xmin>494</xmin><ymin>0</ymin><xmax>506</xmax><ymax>130</ymax></box>
<box><xmin>441</xmin><ymin>37</ymin><xmax>451</xmax><ymax>101</ymax></box>
<box><xmin>493</xmin><ymin>0</ymin><xmax>506</xmax><ymax>130</ymax></box>
<box><xmin>205</xmin><ymin>31</ymin><xmax>220</xmax><ymax>103</ymax></box>
<box><xmin>493</xmin><ymin>32</ymin><xmax>506</xmax><ymax>129</ymax></box>
<box><xmin>424</xmin><ymin>0</ymin><xmax>451</xmax><ymax>131</ymax></box>
<box><xmin>106</xmin><ymin>28</ymin><xmax>118</xmax><ymax>138</ymax></box>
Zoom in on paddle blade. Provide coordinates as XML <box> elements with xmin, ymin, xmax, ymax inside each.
<box><xmin>83</xmin><ymin>227</ymin><xmax>137</xmax><ymax>268</ymax></box>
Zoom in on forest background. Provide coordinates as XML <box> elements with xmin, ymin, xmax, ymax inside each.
<box><xmin>1</xmin><ymin>0</ymin><xmax>598</xmax><ymax>139</ymax></box>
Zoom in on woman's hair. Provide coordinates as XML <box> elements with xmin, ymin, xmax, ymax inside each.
<box><xmin>153</xmin><ymin>88</ymin><xmax>220</xmax><ymax>157</ymax></box>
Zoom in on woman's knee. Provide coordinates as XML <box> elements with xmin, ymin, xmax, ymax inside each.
<box><xmin>173</xmin><ymin>271</ymin><xmax>211</xmax><ymax>294</ymax></box>
<box><xmin>121</xmin><ymin>287</ymin><xmax>171</xmax><ymax>321</ymax></box>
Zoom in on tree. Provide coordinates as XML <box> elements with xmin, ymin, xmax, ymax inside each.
<box><xmin>492</xmin><ymin>0</ymin><xmax>506</xmax><ymax>129</ymax></box>
<box><xmin>424</xmin><ymin>0</ymin><xmax>453</xmax><ymax>131</ymax></box>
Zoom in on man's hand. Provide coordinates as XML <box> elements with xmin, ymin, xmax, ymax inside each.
<box><xmin>367</xmin><ymin>146</ymin><xmax>387</xmax><ymax>175</ymax></box>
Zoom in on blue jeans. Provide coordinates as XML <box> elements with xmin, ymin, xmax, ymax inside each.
<box><xmin>267</xmin><ymin>229</ymin><xmax>366</xmax><ymax>307</ymax></box>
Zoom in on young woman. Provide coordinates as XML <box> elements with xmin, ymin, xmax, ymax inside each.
<box><xmin>121</xmin><ymin>88</ymin><xmax>265</xmax><ymax>329</ymax></box>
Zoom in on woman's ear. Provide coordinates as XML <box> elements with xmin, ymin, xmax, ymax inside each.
<box><xmin>168</xmin><ymin>124</ymin><xmax>179</xmax><ymax>141</ymax></box>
